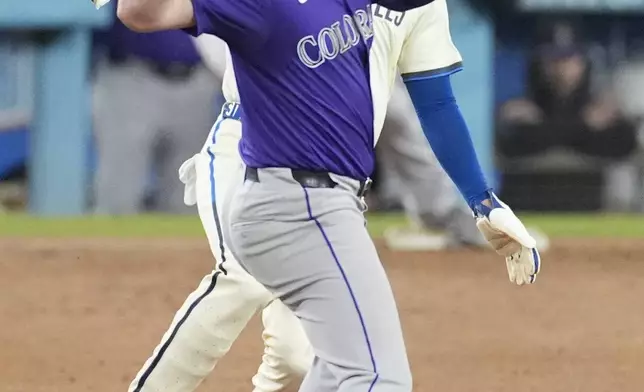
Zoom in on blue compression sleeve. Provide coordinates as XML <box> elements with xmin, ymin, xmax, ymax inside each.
<box><xmin>404</xmin><ymin>74</ymin><xmax>490</xmax><ymax>209</ymax></box>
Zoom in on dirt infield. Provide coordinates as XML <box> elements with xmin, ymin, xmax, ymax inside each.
<box><xmin>1</xmin><ymin>237</ymin><xmax>644</xmax><ymax>392</ymax></box>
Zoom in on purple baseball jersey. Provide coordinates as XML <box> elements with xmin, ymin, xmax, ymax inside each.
<box><xmin>188</xmin><ymin>0</ymin><xmax>376</xmax><ymax>180</ymax></box>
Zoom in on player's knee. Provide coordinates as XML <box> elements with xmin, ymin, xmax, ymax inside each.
<box><xmin>377</xmin><ymin>364</ymin><xmax>413</xmax><ymax>392</ymax></box>
<box><xmin>261</xmin><ymin>299</ymin><xmax>314</xmax><ymax>377</ymax></box>
<box><xmin>263</xmin><ymin>331</ymin><xmax>313</xmax><ymax>378</ymax></box>
<box><xmin>395</xmin><ymin>366</ymin><xmax>413</xmax><ymax>391</ymax></box>
<box><xmin>340</xmin><ymin>366</ymin><xmax>411</xmax><ymax>392</ymax></box>
<box><xmin>284</xmin><ymin>348</ymin><xmax>314</xmax><ymax>378</ymax></box>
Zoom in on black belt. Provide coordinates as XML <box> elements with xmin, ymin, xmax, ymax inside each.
<box><xmin>244</xmin><ymin>167</ymin><xmax>372</xmax><ymax>198</ymax></box>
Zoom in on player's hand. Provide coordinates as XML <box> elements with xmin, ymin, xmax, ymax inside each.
<box><xmin>91</xmin><ymin>0</ymin><xmax>111</xmax><ymax>9</ymax></box>
<box><xmin>473</xmin><ymin>192</ymin><xmax>541</xmax><ymax>286</ymax></box>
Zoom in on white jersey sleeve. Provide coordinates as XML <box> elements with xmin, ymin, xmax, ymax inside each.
<box><xmin>397</xmin><ymin>0</ymin><xmax>462</xmax><ymax>81</ymax></box>
<box><xmin>192</xmin><ymin>34</ymin><xmax>241</xmax><ymax>102</ymax></box>
<box><xmin>193</xmin><ymin>34</ymin><xmax>228</xmax><ymax>79</ymax></box>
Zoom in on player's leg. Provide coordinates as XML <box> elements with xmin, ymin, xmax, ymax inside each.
<box><xmin>209</xmin><ymin>116</ymin><xmax>315</xmax><ymax>392</ymax></box>
<box><xmin>225</xmin><ymin>168</ymin><xmax>412</xmax><ymax>392</ymax></box>
<box><xmin>93</xmin><ymin>59</ymin><xmax>157</xmax><ymax>214</ymax></box>
<box><xmin>202</xmin><ymin>125</ymin><xmax>317</xmax><ymax>392</ymax></box>
<box><xmin>378</xmin><ymin>78</ymin><xmax>484</xmax><ymax>247</ymax></box>
<box><xmin>156</xmin><ymin>66</ymin><xmax>216</xmax><ymax>214</ymax></box>
<box><xmin>252</xmin><ymin>300</ymin><xmax>314</xmax><ymax>392</ymax></box>
<box><xmin>128</xmin><ymin>117</ymin><xmax>273</xmax><ymax>392</ymax></box>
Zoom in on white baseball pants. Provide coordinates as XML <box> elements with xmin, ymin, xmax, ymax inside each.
<box><xmin>128</xmin><ymin>104</ymin><xmax>313</xmax><ymax>392</ymax></box>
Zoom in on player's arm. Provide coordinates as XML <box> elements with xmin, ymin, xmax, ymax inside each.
<box><xmin>117</xmin><ymin>0</ymin><xmax>271</xmax><ymax>48</ymax></box>
<box><xmin>399</xmin><ymin>0</ymin><xmax>541</xmax><ymax>285</ymax></box>
<box><xmin>117</xmin><ymin>0</ymin><xmax>195</xmax><ymax>32</ymax></box>
<box><xmin>405</xmin><ymin>75</ymin><xmax>541</xmax><ymax>286</ymax></box>
<box><xmin>405</xmin><ymin>76</ymin><xmax>487</xmax><ymax>205</ymax></box>
<box><xmin>398</xmin><ymin>0</ymin><xmax>482</xmax><ymax>208</ymax></box>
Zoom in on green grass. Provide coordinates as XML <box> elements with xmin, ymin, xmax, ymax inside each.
<box><xmin>0</xmin><ymin>212</ymin><xmax>643</xmax><ymax>238</ymax></box>
<box><xmin>366</xmin><ymin>212</ymin><xmax>644</xmax><ymax>238</ymax></box>
<box><xmin>515</xmin><ymin>214</ymin><xmax>644</xmax><ymax>238</ymax></box>
<box><xmin>0</xmin><ymin>214</ymin><xmax>204</xmax><ymax>237</ymax></box>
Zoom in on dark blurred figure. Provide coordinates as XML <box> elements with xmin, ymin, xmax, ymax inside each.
<box><xmin>496</xmin><ymin>22</ymin><xmax>638</xmax><ymax>211</ymax></box>
<box><xmin>497</xmin><ymin>23</ymin><xmax>637</xmax><ymax>160</ymax></box>
<box><xmin>92</xmin><ymin>3</ymin><xmax>217</xmax><ymax>215</ymax></box>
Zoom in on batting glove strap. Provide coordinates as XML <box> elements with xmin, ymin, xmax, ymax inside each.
<box><xmin>471</xmin><ymin>190</ymin><xmax>505</xmax><ymax>219</ymax></box>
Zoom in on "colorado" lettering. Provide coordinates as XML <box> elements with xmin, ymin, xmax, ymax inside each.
<box><xmin>297</xmin><ymin>7</ymin><xmax>374</xmax><ymax>69</ymax></box>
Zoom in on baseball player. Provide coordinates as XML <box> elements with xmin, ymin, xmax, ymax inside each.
<box><xmin>109</xmin><ymin>0</ymin><xmax>543</xmax><ymax>391</ymax></box>
<box><xmin>194</xmin><ymin>29</ymin><xmax>485</xmax><ymax>252</ymax></box>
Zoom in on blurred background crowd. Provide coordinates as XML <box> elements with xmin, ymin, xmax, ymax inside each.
<box><xmin>1</xmin><ymin>0</ymin><xmax>643</xmax><ymax>217</ymax></box>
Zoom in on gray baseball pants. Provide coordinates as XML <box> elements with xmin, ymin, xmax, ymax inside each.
<box><xmin>223</xmin><ymin>167</ymin><xmax>412</xmax><ymax>392</ymax></box>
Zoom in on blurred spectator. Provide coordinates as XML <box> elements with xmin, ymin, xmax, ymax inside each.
<box><xmin>495</xmin><ymin>22</ymin><xmax>639</xmax><ymax>211</ymax></box>
<box><xmin>497</xmin><ymin>22</ymin><xmax>637</xmax><ymax>161</ymax></box>
<box><xmin>92</xmin><ymin>5</ymin><xmax>216</xmax><ymax>214</ymax></box>
<box><xmin>611</xmin><ymin>46</ymin><xmax>644</xmax><ymax>212</ymax></box>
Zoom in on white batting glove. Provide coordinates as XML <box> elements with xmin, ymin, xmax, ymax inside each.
<box><xmin>178</xmin><ymin>155</ymin><xmax>199</xmax><ymax>206</ymax></box>
<box><xmin>91</xmin><ymin>0</ymin><xmax>111</xmax><ymax>9</ymax></box>
<box><xmin>473</xmin><ymin>192</ymin><xmax>541</xmax><ymax>286</ymax></box>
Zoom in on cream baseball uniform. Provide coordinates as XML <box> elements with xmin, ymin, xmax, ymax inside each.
<box><xmin>128</xmin><ymin>2</ymin><xmax>462</xmax><ymax>391</ymax></box>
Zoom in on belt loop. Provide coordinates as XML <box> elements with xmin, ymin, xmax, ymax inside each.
<box><xmin>357</xmin><ymin>177</ymin><xmax>373</xmax><ymax>198</ymax></box>
<box><xmin>245</xmin><ymin>167</ymin><xmax>259</xmax><ymax>182</ymax></box>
